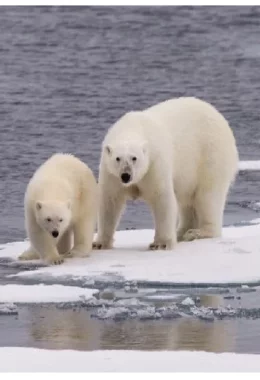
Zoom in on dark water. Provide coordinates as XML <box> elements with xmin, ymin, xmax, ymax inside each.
<box><xmin>0</xmin><ymin>6</ymin><xmax>260</xmax><ymax>243</ymax></box>
<box><xmin>1</xmin><ymin>6</ymin><xmax>260</xmax><ymax>357</ymax></box>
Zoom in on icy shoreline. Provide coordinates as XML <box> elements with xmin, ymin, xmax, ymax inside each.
<box><xmin>2</xmin><ymin>224</ymin><xmax>260</xmax><ymax>286</ymax></box>
<box><xmin>1</xmin><ymin>348</ymin><xmax>260</xmax><ymax>372</ymax></box>
<box><xmin>0</xmin><ymin>223</ymin><xmax>260</xmax><ymax>322</ymax></box>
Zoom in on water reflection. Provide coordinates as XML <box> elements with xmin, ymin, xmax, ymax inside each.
<box><xmin>99</xmin><ymin>318</ymin><xmax>235</xmax><ymax>353</ymax></box>
<box><xmin>3</xmin><ymin>304</ymin><xmax>237</xmax><ymax>352</ymax></box>
<box><xmin>167</xmin><ymin>319</ymin><xmax>235</xmax><ymax>352</ymax></box>
<box><xmin>199</xmin><ymin>294</ymin><xmax>224</xmax><ymax>308</ymax></box>
<box><xmin>27</xmin><ymin>307</ymin><xmax>102</xmax><ymax>350</ymax></box>
<box><xmin>1</xmin><ymin>289</ymin><xmax>260</xmax><ymax>353</ymax></box>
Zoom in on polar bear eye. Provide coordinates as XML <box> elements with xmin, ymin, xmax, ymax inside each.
<box><xmin>132</xmin><ymin>156</ymin><xmax>137</xmax><ymax>162</ymax></box>
<box><xmin>59</xmin><ymin>218</ymin><xmax>63</xmax><ymax>222</ymax></box>
<box><xmin>116</xmin><ymin>157</ymin><xmax>120</xmax><ymax>162</ymax></box>
<box><xmin>46</xmin><ymin>217</ymin><xmax>52</xmax><ymax>222</ymax></box>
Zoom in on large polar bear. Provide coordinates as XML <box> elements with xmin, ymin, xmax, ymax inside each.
<box><xmin>93</xmin><ymin>97</ymin><xmax>238</xmax><ymax>251</ymax></box>
<box><xmin>19</xmin><ymin>153</ymin><xmax>97</xmax><ymax>265</ymax></box>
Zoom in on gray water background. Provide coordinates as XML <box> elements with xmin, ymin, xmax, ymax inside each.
<box><xmin>2</xmin><ymin>6</ymin><xmax>260</xmax><ymax>357</ymax></box>
<box><xmin>1</xmin><ymin>6</ymin><xmax>260</xmax><ymax>244</ymax></box>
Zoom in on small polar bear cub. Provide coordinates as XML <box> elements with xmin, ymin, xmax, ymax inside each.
<box><xmin>93</xmin><ymin>97</ymin><xmax>239</xmax><ymax>251</ymax></box>
<box><xmin>19</xmin><ymin>153</ymin><xmax>97</xmax><ymax>265</ymax></box>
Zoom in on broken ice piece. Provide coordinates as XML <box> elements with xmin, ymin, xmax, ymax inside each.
<box><xmin>0</xmin><ymin>303</ymin><xmax>18</xmax><ymax>315</ymax></box>
<box><xmin>181</xmin><ymin>297</ymin><xmax>195</xmax><ymax>306</ymax></box>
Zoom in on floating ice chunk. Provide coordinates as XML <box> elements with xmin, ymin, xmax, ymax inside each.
<box><xmin>214</xmin><ymin>306</ymin><xmax>237</xmax><ymax>318</ymax></box>
<box><xmin>157</xmin><ymin>305</ymin><xmax>182</xmax><ymax>319</ymax></box>
<box><xmin>79</xmin><ymin>296</ymin><xmax>113</xmax><ymax>308</ymax></box>
<box><xmin>181</xmin><ymin>297</ymin><xmax>195</xmax><ymax>306</ymax></box>
<box><xmin>136</xmin><ymin>307</ymin><xmax>161</xmax><ymax>320</ymax></box>
<box><xmin>0</xmin><ymin>303</ymin><xmax>18</xmax><ymax>315</ymax></box>
<box><xmin>115</xmin><ymin>298</ymin><xmax>145</xmax><ymax>308</ymax></box>
<box><xmin>191</xmin><ymin>306</ymin><xmax>214</xmax><ymax>321</ymax></box>
<box><xmin>93</xmin><ymin>306</ymin><xmax>130</xmax><ymax>320</ymax></box>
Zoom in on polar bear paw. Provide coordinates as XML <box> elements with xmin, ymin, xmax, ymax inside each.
<box><xmin>182</xmin><ymin>228</ymin><xmax>213</xmax><ymax>242</ymax></box>
<box><xmin>66</xmin><ymin>245</ymin><xmax>90</xmax><ymax>258</ymax></box>
<box><xmin>149</xmin><ymin>239</ymin><xmax>175</xmax><ymax>251</ymax></box>
<box><xmin>92</xmin><ymin>240</ymin><xmax>113</xmax><ymax>250</ymax></box>
<box><xmin>45</xmin><ymin>255</ymin><xmax>64</xmax><ymax>266</ymax></box>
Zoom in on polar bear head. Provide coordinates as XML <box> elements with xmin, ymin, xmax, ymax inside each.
<box><xmin>35</xmin><ymin>200</ymin><xmax>72</xmax><ymax>239</ymax></box>
<box><xmin>104</xmin><ymin>140</ymin><xmax>149</xmax><ymax>186</ymax></box>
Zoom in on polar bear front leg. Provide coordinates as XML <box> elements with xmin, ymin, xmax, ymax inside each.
<box><xmin>18</xmin><ymin>246</ymin><xmax>40</xmax><ymax>261</ymax></box>
<box><xmin>28</xmin><ymin>225</ymin><xmax>64</xmax><ymax>265</ymax></box>
<box><xmin>57</xmin><ymin>229</ymin><xmax>73</xmax><ymax>256</ymax></box>
<box><xmin>93</xmin><ymin>187</ymin><xmax>126</xmax><ymax>250</ymax></box>
<box><xmin>149</xmin><ymin>189</ymin><xmax>178</xmax><ymax>250</ymax></box>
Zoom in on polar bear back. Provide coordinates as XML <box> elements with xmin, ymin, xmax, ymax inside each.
<box><xmin>148</xmin><ymin>96</ymin><xmax>236</xmax><ymax>146</ymax></box>
<box><xmin>144</xmin><ymin>97</ymin><xmax>238</xmax><ymax>198</ymax></box>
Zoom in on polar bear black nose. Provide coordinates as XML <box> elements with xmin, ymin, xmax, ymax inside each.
<box><xmin>52</xmin><ymin>230</ymin><xmax>59</xmax><ymax>238</ymax></box>
<box><xmin>121</xmin><ymin>173</ymin><xmax>131</xmax><ymax>183</ymax></box>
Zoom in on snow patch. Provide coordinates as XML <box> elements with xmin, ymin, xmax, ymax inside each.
<box><xmin>1</xmin><ymin>348</ymin><xmax>260</xmax><ymax>372</ymax></box>
<box><xmin>0</xmin><ymin>284</ymin><xmax>97</xmax><ymax>303</ymax></box>
<box><xmin>2</xmin><ymin>224</ymin><xmax>260</xmax><ymax>285</ymax></box>
<box><xmin>239</xmin><ymin>160</ymin><xmax>260</xmax><ymax>171</ymax></box>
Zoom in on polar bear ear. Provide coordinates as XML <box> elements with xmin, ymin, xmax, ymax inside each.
<box><xmin>36</xmin><ymin>201</ymin><xmax>42</xmax><ymax>211</ymax></box>
<box><xmin>105</xmin><ymin>145</ymin><xmax>112</xmax><ymax>155</ymax></box>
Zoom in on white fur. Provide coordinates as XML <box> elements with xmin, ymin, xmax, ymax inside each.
<box><xmin>94</xmin><ymin>97</ymin><xmax>239</xmax><ymax>250</ymax></box>
<box><xmin>19</xmin><ymin>153</ymin><xmax>97</xmax><ymax>265</ymax></box>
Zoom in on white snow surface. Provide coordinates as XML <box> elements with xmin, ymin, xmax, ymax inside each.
<box><xmin>239</xmin><ymin>160</ymin><xmax>260</xmax><ymax>170</ymax></box>
<box><xmin>0</xmin><ymin>284</ymin><xmax>97</xmax><ymax>303</ymax></box>
<box><xmin>1</xmin><ymin>223</ymin><xmax>260</xmax><ymax>285</ymax></box>
<box><xmin>0</xmin><ymin>348</ymin><xmax>260</xmax><ymax>372</ymax></box>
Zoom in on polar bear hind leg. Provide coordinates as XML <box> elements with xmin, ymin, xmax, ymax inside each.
<box><xmin>177</xmin><ymin>205</ymin><xmax>197</xmax><ymax>242</ymax></box>
<box><xmin>182</xmin><ymin>185</ymin><xmax>228</xmax><ymax>242</ymax></box>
